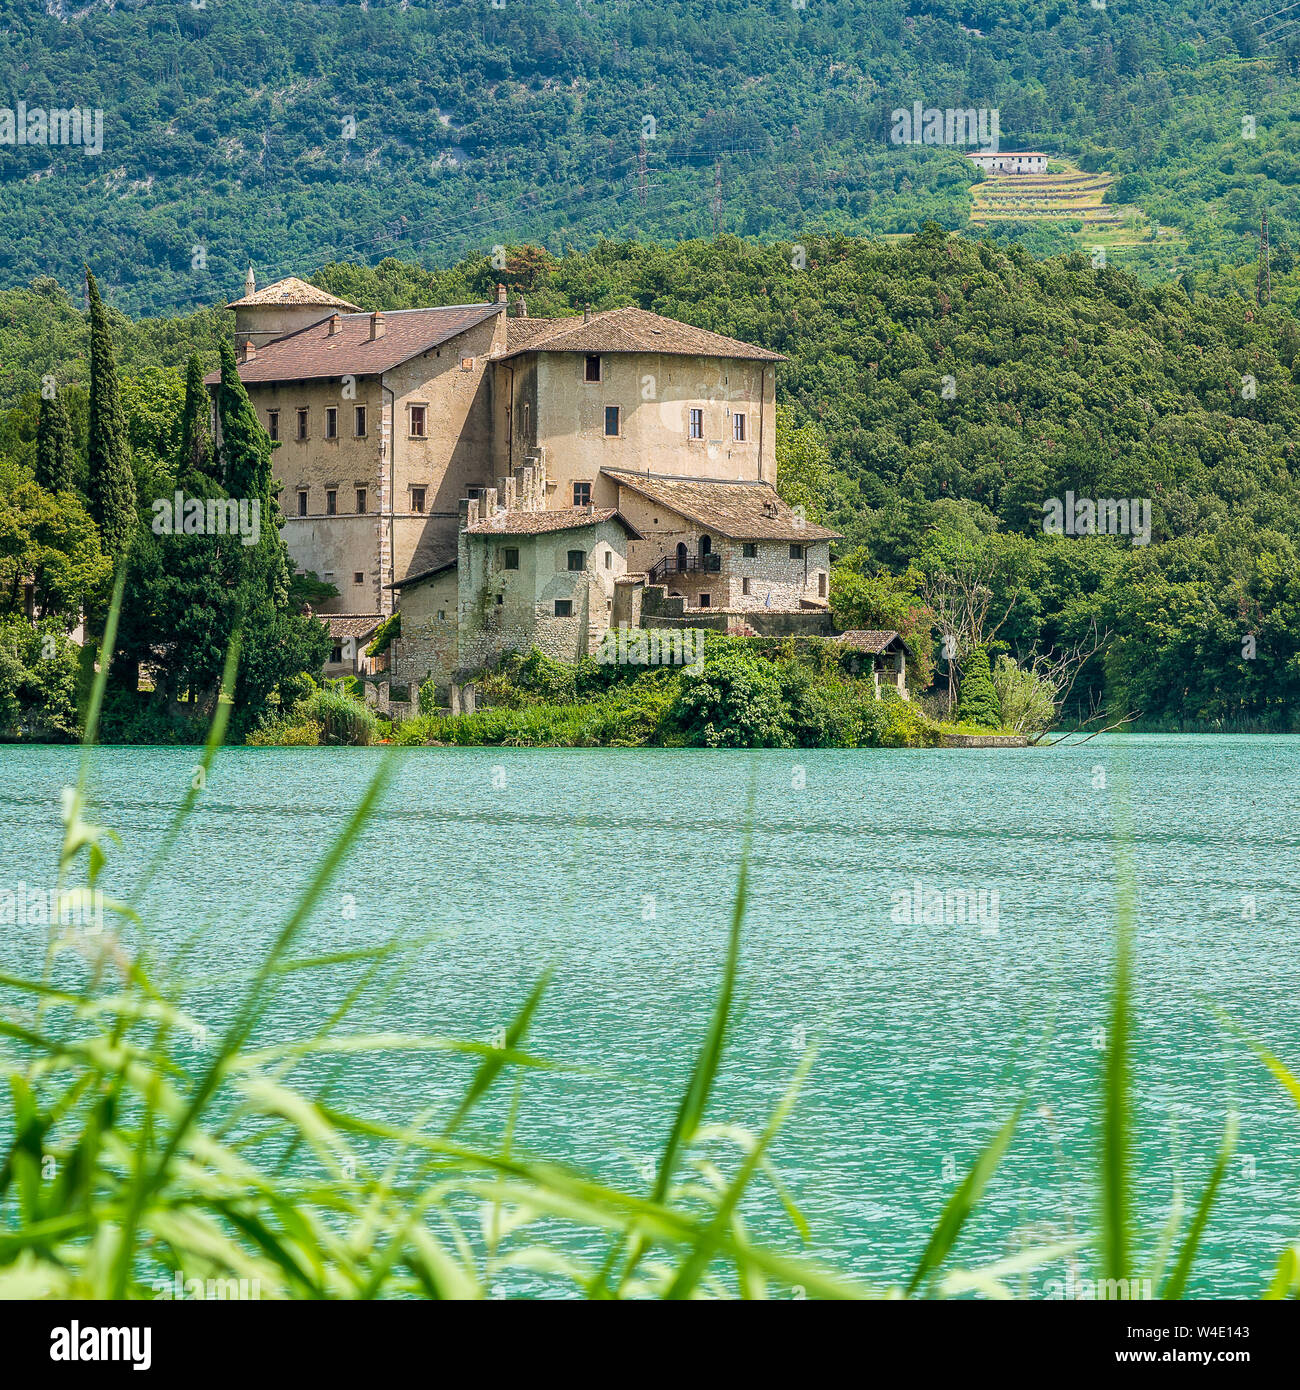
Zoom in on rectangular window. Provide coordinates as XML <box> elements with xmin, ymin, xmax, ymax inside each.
<box><xmin>554</xmin><ymin>599</ymin><xmax>573</xmax><ymax>617</ymax></box>
<box><xmin>698</xmin><ymin>594</ymin><xmax>711</xmax><ymax>608</ymax></box>
<box><xmin>354</xmin><ymin>405</ymin><xmax>367</xmax><ymax>437</ymax></box>
<box><xmin>268</xmin><ymin>410</ymin><xmax>280</xmax><ymax>441</ymax></box>
<box><xmin>573</xmin><ymin>481</ymin><xmax>592</xmax><ymax>507</ymax></box>
<box><xmin>326</xmin><ymin>489</ymin><xmax>337</xmax><ymax>516</ymax></box>
<box><xmin>742</xmin><ymin>542</ymin><xmax>758</xmax><ymax>558</ymax></box>
<box><xmin>789</xmin><ymin>543</ymin><xmax>804</xmax><ymax>560</ymax></box>
<box><xmin>409</xmin><ymin>405</ymin><xmax>427</xmax><ymax>438</ymax></box>
<box><xmin>502</xmin><ymin>547</ymin><xmax>519</xmax><ymax>570</ymax></box>
<box><xmin>411</xmin><ymin>487</ymin><xmax>426</xmax><ymax>514</ymax></box>
<box><xmin>604</xmin><ymin>550</ymin><xmax>612</xmax><ymax>569</ymax></box>
<box><xmin>585</xmin><ymin>354</ymin><xmax>601</xmax><ymax>383</ymax></box>
<box><xmin>742</xmin><ymin>577</ymin><xmax>751</xmax><ymax>596</ymax></box>
<box><xmin>604</xmin><ymin>406</ymin><xmax>620</xmax><ymax>437</ymax></box>
<box><xmin>689</xmin><ymin>408</ymin><xmax>704</xmax><ymax>440</ymax></box>
<box><xmin>567</xmin><ymin>550</ymin><xmax>585</xmax><ymax>572</ymax></box>
<box><xmin>460</xmin><ymin>356</ymin><xmax>474</xmax><ymax>372</ymax></box>
<box><xmin>522</xmin><ymin>402</ymin><xmax>530</xmax><ymax>436</ymax></box>
<box><xmin>353</xmin><ymin>572</ymin><xmax>364</xmax><ymax>585</ymax></box>
<box><xmin>356</xmin><ymin>488</ymin><xmax>367</xmax><ymax>515</ymax></box>
<box><xmin>297</xmin><ymin>490</ymin><xmax>308</xmax><ymax>518</ymax></box>
<box><xmin>325</xmin><ymin>407</ymin><xmax>338</xmax><ymax>439</ymax></box>
<box><xmin>818</xmin><ymin>572</ymin><xmax>828</xmax><ymax>598</ymax></box>
<box><xmin>732</xmin><ymin>412</ymin><xmax>746</xmax><ymax>442</ymax></box>
<box><xmin>296</xmin><ymin>408</ymin><xmax>308</xmax><ymax>441</ymax></box>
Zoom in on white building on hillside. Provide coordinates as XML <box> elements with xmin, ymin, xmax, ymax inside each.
<box><xmin>968</xmin><ymin>151</ymin><xmax>1048</xmax><ymax>175</ymax></box>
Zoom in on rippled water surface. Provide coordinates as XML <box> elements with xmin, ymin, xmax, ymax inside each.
<box><xmin>2</xmin><ymin>736</ymin><xmax>1298</xmax><ymax>1296</ymax></box>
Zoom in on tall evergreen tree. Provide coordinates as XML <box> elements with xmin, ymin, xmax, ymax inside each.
<box><xmin>215</xmin><ymin>339</ymin><xmax>326</xmax><ymax>724</ymax></box>
<box><xmin>84</xmin><ymin>268</ymin><xmax>136</xmax><ymax>559</ymax></box>
<box><xmin>956</xmin><ymin>646</ymin><xmax>1002</xmax><ymax>730</ymax></box>
<box><xmin>177</xmin><ymin>353</ymin><xmax>217</xmax><ymax>479</ymax></box>
<box><xmin>34</xmin><ymin>389</ymin><xmax>74</xmax><ymax>493</ymax></box>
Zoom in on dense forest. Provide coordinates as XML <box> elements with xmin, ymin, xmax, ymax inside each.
<box><xmin>2</xmin><ymin>1</ymin><xmax>1300</xmax><ymax>314</ymax></box>
<box><xmin>2</xmin><ymin>230</ymin><xmax>1298</xmax><ymax>732</ymax></box>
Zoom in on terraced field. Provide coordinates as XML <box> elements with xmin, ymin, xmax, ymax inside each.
<box><xmin>969</xmin><ymin>158</ymin><xmax>1146</xmax><ymax>246</ymax></box>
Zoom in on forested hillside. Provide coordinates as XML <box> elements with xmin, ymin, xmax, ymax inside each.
<box><xmin>2</xmin><ymin>0</ymin><xmax>1299</xmax><ymax>315</ymax></box>
<box><xmin>3</xmin><ymin>230</ymin><xmax>1299</xmax><ymax>728</ymax></box>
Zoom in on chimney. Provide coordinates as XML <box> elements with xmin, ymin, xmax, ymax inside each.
<box><xmin>369</xmin><ymin>311</ymin><xmax>386</xmax><ymax>340</ymax></box>
<box><xmin>583</xmin><ymin>303</ymin><xmax>592</xmax><ymax>323</ymax></box>
<box><xmin>238</xmin><ymin>338</ymin><xmax>256</xmax><ymax>364</ymax></box>
<box><xmin>328</xmin><ymin>313</ymin><xmax>342</xmax><ymax>336</ymax></box>
<box><xmin>517</xmin><ymin>297</ymin><xmax>527</xmax><ymax>319</ymax></box>
<box><xmin>496</xmin><ymin>283</ymin><xmax>507</xmax><ymax>304</ymax></box>
<box><xmin>244</xmin><ymin>265</ymin><xmax>255</xmax><ymax>298</ymax></box>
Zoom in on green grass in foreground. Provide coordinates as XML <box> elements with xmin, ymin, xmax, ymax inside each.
<box><xmin>3</xmin><ymin>584</ymin><xmax>1299</xmax><ymax>1298</ymax></box>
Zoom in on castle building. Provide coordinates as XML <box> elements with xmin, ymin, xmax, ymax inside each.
<box><xmin>213</xmin><ymin>272</ymin><xmax>864</xmax><ymax>694</ymax></box>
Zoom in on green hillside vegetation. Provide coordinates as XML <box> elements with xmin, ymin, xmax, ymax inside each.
<box><xmin>3</xmin><ymin>229</ymin><xmax>1299</xmax><ymax>735</ymax></box>
<box><xmin>3</xmin><ymin>1</ymin><xmax>1300</xmax><ymax>313</ymax></box>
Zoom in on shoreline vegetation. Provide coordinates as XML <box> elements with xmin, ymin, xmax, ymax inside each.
<box><xmin>243</xmin><ymin>639</ymin><xmax>1044</xmax><ymax>750</ymax></box>
<box><xmin>4</xmin><ymin>234</ymin><xmax>1300</xmax><ymax>746</ymax></box>
<box><xmin>4</xmin><ymin>590</ymin><xmax>1299</xmax><ymax>1300</ymax></box>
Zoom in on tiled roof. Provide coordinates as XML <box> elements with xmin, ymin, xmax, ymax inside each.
<box><xmin>603</xmin><ymin>469</ymin><xmax>841</xmax><ymax>542</ymax></box>
<box><xmin>321</xmin><ymin>613</ymin><xmax>383</xmax><ymax>639</ymax></box>
<box><xmin>499</xmin><ymin>306</ymin><xmax>783</xmax><ymax>362</ymax></box>
<box><xmin>465</xmin><ymin>506</ymin><xmax>640</xmax><ymax>538</ymax></box>
<box><xmin>205</xmin><ymin>304</ymin><xmax>503</xmax><ymax>384</ymax></box>
<box><xmin>837</xmin><ymin>630</ymin><xmax>905</xmax><ymax>653</ymax></box>
<box><xmin>226</xmin><ymin>276</ymin><xmax>362</xmax><ymax>311</ymax></box>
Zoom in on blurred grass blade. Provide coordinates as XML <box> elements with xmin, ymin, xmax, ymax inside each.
<box><xmin>1161</xmin><ymin>1115</ymin><xmax>1236</xmax><ymax>1300</ymax></box>
<box><xmin>904</xmin><ymin>1103</ymin><xmax>1022</xmax><ymax>1297</ymax></box>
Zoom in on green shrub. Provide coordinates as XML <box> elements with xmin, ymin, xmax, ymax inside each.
<box><xmin>417</xmin><ymin>677</ymin><xmax>441</xmax><ymax>715</ymax></box>
<box><xmin>365</xmin><ymin>610</ymin><xmax>401</xmax><ymax>657</ymax></box>
<box><xmin>300</xmin><ymin>686</ymin><xmax>378</xmax><ymax>746</ymax></box>
<box><xmin>956</xmin><ymin>646</ymin><xmax>1001</xmax><ymax>730</ymax></box>
<box><xmin>667</xmin><ymin>643</ymin><xmax>790</xmax><ymax>748</ymax></box>
<box><xmin>992</xmin><ymin>654</ymin><xmax>1056</xmax><ymax>736</ymax></box>
<box><xmin>247</xmin><ymin>716</ymin><xmax>322</xmax><ymax>747</ymax></box>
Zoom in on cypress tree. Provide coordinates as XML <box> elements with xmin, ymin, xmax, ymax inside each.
<box><xmin>216</xmin><ymin>338</ymin><xmax>274</xmax><ymax>505</ymax></box>
<box><xmin>84</xmin><ymin>268</ymin><xmax>136</xmax><ymax>558</ymax></box>
<box><xmin>956</xmin><ymin>646</ymin><xmax>1002</xmax><ymax>729</ymax></box>
<box><xmin>177</xmin><ymin>352</ymin><xmax>217</xmax><ymax>479</ymax></box>
<box><xmin>35</xmin><ymin>389</ymin><xmax>74</xmax><ymax>493</ymax></box>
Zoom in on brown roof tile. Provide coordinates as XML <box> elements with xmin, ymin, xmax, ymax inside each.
<box><xmin>602</xmin><ymin>469</ymin><xmax>841</xmax><ymax>542</ymax></box>
<box><xmin>226</xmin><ymin>276</ymin><xmax>362</xmax><ymax>311</ymax></box>
<box><xmin>465</xmin><ymin>506</ymin><xmax>640</xmax><ymax>538</ymax></box>
<box><xmin>321</xmin><ymin>613</ymin><xmax>383</xmax><ymax>639</ymax></box>
<box><xmin>500</xmin><ymin>306</ymin><xmax>783</xmax><ymax>362</ymax></box>
<box><xmin>837</xmin><ymin>630</ymin><xmax>905</xmax><ymax>653</ymax></box>
<box><xmin>205</xmin><ymin>304</ymin><xmax>503</xmax><ymax>384</ymax></box>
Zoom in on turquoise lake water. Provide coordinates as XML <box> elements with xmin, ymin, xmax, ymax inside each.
<box><xmin>2</xmin><ymin>736</ymin><xmax>1298</xmax><ymax>1296</ymax></box>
